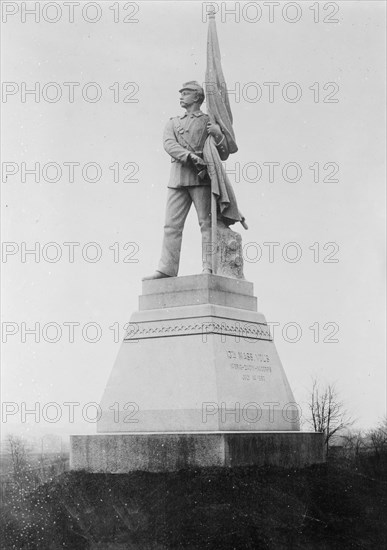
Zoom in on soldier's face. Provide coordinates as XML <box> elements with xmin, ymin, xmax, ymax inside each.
<box><xmin>179</xmin><ymin>90</ymin><xmax>198</xmax><ymax>108</ymax></box>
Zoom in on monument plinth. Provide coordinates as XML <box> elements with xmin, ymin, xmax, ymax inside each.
<box><xmin>70</xmin><ymin>275</ymin><xmax>324</xmax><ymax>472</ymax></box>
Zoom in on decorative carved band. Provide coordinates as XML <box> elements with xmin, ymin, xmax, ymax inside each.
<box><xmin>124</xmin><ymin>318</ymin><xmax>272</xmax><ymax>341</ymax></box>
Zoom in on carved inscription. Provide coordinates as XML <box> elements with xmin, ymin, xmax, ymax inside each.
<box><xmin>226</xmin><ymin>350</ymin><xmax>272</xmax><ymax>382</ymax></box>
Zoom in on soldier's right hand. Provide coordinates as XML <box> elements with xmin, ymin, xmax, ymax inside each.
<box><xmin>189</xmin><ymin>153</ymin><xmax>206</xmax><ymax>167</ymax></box>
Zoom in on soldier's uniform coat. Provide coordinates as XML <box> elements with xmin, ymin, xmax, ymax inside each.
<box><xmin>158</xmin><ymin>110</ymin><xmax>229</xmax><ymax>277</ymax></box>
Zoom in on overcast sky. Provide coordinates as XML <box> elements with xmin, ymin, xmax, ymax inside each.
<box><xmin>1</xmin><ymin>1</ymin><xmax>385</xmax><ymax>441</ymax></box>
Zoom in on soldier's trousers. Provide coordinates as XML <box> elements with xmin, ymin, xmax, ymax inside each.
<box><xmin>158</xmin><ymin>185</ymin><xmax>212</xmax><ymax>277</ymax></box>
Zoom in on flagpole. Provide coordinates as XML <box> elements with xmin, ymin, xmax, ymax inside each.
<box><xmin>211</xmin><ymin>159</ymin><xmax>217</xmax><ymax>274</ymax></box>
<box><xmin>208</xmin><ymin>6</ymin><xmax>217</xmax><ymax>275</ymax></box>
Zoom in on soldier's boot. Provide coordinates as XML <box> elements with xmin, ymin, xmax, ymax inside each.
<box><xmin>142</xmin><ymin>271</ymin><xmax>171</xmax><ymax>281</ymax></box>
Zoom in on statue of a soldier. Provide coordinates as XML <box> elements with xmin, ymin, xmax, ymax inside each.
<box><xmin>144</xmin><ymin>81</ymin><xmax>229</xmax><ymax>280</ymax></box>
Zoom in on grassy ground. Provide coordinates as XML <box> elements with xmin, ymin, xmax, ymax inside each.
<box><xmin>1</xmin><ymin>458</ymin><xmax>386</xmax><ymax>549</ymax></box>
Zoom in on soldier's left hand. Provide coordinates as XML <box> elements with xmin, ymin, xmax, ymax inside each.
<box><xmin>207</xmin><ymin>122</ymin><xmax>222</xmax><ymax>140</ymax></box>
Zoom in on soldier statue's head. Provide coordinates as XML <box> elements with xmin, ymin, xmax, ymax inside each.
<box><xmin>179</xmin><ymin>81</ymin><xmax>205</xmax><ymax>108</ymax></box>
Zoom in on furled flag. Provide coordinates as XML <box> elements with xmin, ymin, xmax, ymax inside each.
<box><xmin>205</xmin><ymin>8</ymin><xmax>238</xmax><ymax>154</ymax></box>
<box><xmin>203</xmin><ymin>9</ymin><xmax>247</xmax><ymax>228</ymax></box>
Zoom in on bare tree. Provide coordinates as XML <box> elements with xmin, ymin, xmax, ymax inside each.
<box><xmin>306</xmin><ymin>379</ymin><xmax>353</xmax><ymax>457</ymax></box>
<box><xmin>6</xmin><ymin>434</ymin><xmax>32</xmax><ymax>487</ymax></box>
<box><xmin>341</xmin><ymin>429</ymin><xmax>365</xmax><ymax>459</ymax></box>
<box><xmin>367</xmin><ymin>417</ymin><xmax>387</xmax><ymax>457</ymax></box>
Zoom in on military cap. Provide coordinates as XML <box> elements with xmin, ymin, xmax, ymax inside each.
<box><xmin>179</xmin><ymin>81</ymin><xmax>205</xmax><ymax>98</ymax></box>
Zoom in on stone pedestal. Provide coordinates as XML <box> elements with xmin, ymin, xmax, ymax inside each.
<box><xmin>71</xmin><ymin>275</ymin><xmax>324</xmax><ymax>471</ymax></box>
<box><xmin>98</xmin><ymin>274</ymin><xmax>298</xmax><ymax>433</ymax></box>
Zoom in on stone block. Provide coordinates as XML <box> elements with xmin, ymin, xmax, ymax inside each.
<box><xmin>140</xmin><ymin>274</ymin><xmax>256</xmax><ymax>311</ymax></box>
<box><xmin>70</xmin><ymin>432</ymin><xmax>324</xmax><ymax>473</ymax></box>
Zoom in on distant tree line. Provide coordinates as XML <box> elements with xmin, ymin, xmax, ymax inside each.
<box><xmin>1</xmin><ymin>434</ymin><xmax>69</xmax><ymax>503</ymax></box>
